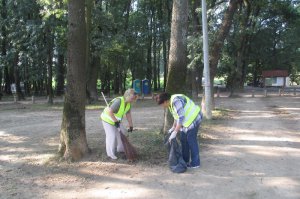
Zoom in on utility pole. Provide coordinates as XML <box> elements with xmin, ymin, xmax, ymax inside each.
<box><xmin>202</xmin><ymin>0</ymin><xmax>212</xmax><ymax>119</ymax></box>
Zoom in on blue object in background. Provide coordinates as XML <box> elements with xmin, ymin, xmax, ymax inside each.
<box><xmin>142</xmin><ymin>78</ymin><xmax>151</xmax><ymax>94</ymax></box>
<box><xmin>133</xmin><ymin>79</ymin><xmax>141</xmax><ymax>94</ymax></box>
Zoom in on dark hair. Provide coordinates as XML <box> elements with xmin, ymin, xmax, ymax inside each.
<box><xmin>157</xmin><ymin>92</ymin><xmax>171</xmax><ymax>105</ymax></box>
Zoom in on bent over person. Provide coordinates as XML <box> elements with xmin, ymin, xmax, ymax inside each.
<box><xmin>101</xmin><ymin>89</ymin><xmax>137</xmax><ymax>160</ymax></box>
<box><xmin>157</xmin><ymin>92</ymin><xmax>202</xmax><ymax>168</ymax></box>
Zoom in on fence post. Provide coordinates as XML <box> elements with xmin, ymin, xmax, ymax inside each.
<box><xmin>32</xmin><ymin>95</ymin><xmax>35</xmax><ymax>104</ymax></box>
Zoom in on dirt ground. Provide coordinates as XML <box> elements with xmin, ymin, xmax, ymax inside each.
<box><xmin>1</xmin><ymin>95</ymin><xmax>300</xmax><ymax>199</ymax></box>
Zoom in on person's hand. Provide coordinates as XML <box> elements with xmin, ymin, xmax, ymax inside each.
<box><xmin>168</xmin><ymin>127</ymin><xmax>175</xmax><ymax>134</ymax></box>
<box><xmin>168</xmin><ymin>131</ymin><xmax>177</xmax><ymax>142</ymax></box>
<box><xmin>114</xmin><ymin>121</ymin><xmax>120</xmax><ymax>128</ymax></box>
<box><xmin>128</xmin><ymin>126</ymin><xmax>133</xmax><ymax>133</ymax></box>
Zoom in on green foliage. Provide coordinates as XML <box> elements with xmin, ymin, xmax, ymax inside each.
<box><xmin>1</xmin><ymin>0</ymin><xmax>300</xmax><ymax>96</ymax></box>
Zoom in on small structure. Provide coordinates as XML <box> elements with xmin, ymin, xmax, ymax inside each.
<box><xmin>133</xmin><ymin>79</ymin><xmax>141</xmax><ymax>94</ymax></box>
<box><xmin>262</xmin><ymin>70</ymin><xmax>289</xmax><ymax>87</ymax></box>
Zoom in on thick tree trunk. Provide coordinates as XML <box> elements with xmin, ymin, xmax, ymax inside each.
<box><xmin>164</xmin><ymin>0</ymin><xmax>189</xmax><ymax>132</ymax></box>
<box><xmin>165</xmin><ymin>0</ymin><xmax>188</xmax><ymax>94</ymax></box>
<box><xmin>59</xmin><ymin>0</ymin><xmax>89</xmax><ymax>161</ymax></box>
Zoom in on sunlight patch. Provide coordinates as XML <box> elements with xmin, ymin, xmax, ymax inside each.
<box><xmin>0</xmin><ymin>131</ymin><xmax>8</xmax><ymax>136</ymax></box>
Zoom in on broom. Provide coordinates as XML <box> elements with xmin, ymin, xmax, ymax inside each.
<box><xmin>101</xmin><ymin>92</ymin><xmax>138</xmax><ymax>162</ymax></box>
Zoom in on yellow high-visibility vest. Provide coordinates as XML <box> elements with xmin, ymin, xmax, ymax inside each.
<box><xmin>101</xmin><ymin>96</ymin><xmax>131</xmax><ymax>125</ymax></box>
<box><xmin>169</xmin><ymin>94</ymin><xmax>201</xmax><ymax>127</ymax></box>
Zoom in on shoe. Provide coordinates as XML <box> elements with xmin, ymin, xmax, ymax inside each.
<box><xmin>109</xmin><ymin>155</ymin><xmax>118</xmax><ymax>160</ymax></box>
<box><xmin>187</xmin><ymin>163</ymin><xmax>200</xmax><ymax>169</ymax></box>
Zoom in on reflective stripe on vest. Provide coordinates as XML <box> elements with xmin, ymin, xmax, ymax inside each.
<box><xmin>100</xmin><ymin>97</ymin><xmax>131</xmax><ymax>125</ymax></box>
<box><xmin>169</xmin><ymin>94</ymin><xmax>201</xmax><ymax>127</ymax></box>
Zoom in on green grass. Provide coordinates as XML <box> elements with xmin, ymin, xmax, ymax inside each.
<box><xmin>129</xmin><ymin>130</ymin><xmax>167</xmax><ymax>166</ymax></box>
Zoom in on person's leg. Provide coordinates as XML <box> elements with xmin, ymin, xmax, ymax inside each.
<box><xmin>102</xmin><ymin>121</ymin><xmax>117</xmax><ymax>159</ymax></box>
<box><xmin>187</xmin><ymin>125</ymin><xmax>200</xmax><ymax>167</ymax></box>
<box><xmin>180</xmin><ymin>131</ymin><xmax>190</xmax><ymax>163</ymax></box>
<box><xmin>116</xmin><ymin>124</ymin><xmax>126</xmax><ymax>152</ymax></box>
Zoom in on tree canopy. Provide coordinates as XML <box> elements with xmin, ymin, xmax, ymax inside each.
<box><xmin>1</xmin><ymin>0</ymin><xmax>299</xmax><ymax>99</ymax></box>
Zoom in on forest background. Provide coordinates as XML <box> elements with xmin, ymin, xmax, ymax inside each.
<box><xmin>1</xmin><ymin>0</ymin><xmax>300</xmax><ymax>103</ymax></box>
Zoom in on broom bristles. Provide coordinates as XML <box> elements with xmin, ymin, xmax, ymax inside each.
<box><xmin>120</xmin><ymin>132</ymin><xmax>138</xmax><ymax>161</ymax></box>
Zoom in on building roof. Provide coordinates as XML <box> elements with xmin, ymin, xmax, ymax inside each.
<box><xmin>262</xmin><ymin>70</ymin><xmax>289</xmax><ymax>78</ymax></box>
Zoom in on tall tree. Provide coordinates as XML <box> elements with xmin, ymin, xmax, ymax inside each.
<box><xmin>165</xmin><ymin>0</ymin><xmax>188</xmax><ymax>94</ymax></box>
<box><xmin>164</xmin><ymin>0</ymin><xmax>188</xmax><ymax>131</ymax></box>
<box><xmin>209</xmin><ymin>0</ymin><xmax>241</xmax><ymax>102</ymax></box>
<box><xmin>86</xmin><ymin>0</ymin><xmax>99</xmax><ymax>103</ymax></box>
<box><xmin>59</xmin><ymin>0</ymin><xmax>89</xmax><ymax>161</ymax></box>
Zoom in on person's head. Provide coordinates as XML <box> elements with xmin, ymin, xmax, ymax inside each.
<box><xmin>157</xmin><ymin>92</ymin><xmax>171</xmax><ymax>108</ymax></box>
<box><xmin>124</xmin><ymin>88</ymin><xmax>138</xmax><ymax>103</ymax></box>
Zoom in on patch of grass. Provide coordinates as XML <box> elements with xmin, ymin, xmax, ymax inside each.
<box><xmin>212</xmin><ymin>108</ymin><xmax>231</xmax><ymax>119</ymax></box>
<box><xmin>129</xmin><ymin>131</ymin><xmax>167</xmax><ymax>166</ymax></box>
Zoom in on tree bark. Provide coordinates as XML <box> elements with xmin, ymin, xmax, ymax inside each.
<box><xmin>164</xmin><ymin>0</ymin><xmax>189</xmax><ymax>132</ymax></box>
<box><xmin>209</xmin><ymin>0</ymin><xmax>241</xmax><ymax>102</ymax></box>
<box><xmin>59</xmin><ymin>0</ymin><xmax>89</xmax><ymax>161</ymax></box>
<box><xmin>55</xmin><ymin>54</ymin><xmax>65</xmax><ymax>96</ymax></box>
<box><xmin>87</xmin><ymin>56</ymin><xmax>99</xmax><ymax>102</ymax></box>
<box><xmin>46</xmin><ymin>25</ymin><xmax>54</xmax><ymax>104</ymax></box>
<box><xmin>13</xmin><ymin>52</ymin><xmax>25</xmax><ymax>101</ymax></box>
<box><xmin>165</xmin><ymin>0</ymin><xmax>188</xmax><ymax>94</ymax></box>
<box><xmin>85</xmin><ymin>0</ymin><xmax>99</xmax><ymax>103</ymax></box>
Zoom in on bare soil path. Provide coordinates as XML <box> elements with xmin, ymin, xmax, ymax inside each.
<box><xmin>1</xmin><ymin>96</ymin><xmax>300</xmax><ymax>199</ymax></box>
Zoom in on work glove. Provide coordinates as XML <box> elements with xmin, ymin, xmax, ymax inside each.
<box><xmin>168</xmin><ymin>127</ymin><xmax>175</xmax><ymax>134</ymax></box>
<box><xmin>168</xmin><ymin>131</ymin><xmax>177</xmax><ymax>142</ymax></box>
<box><xmin>114</xmin><ymin>121</ymin><xmax>120</xmax><ymax>128</ymax></box>
<box><xmin>128</xmin><ymin>126</ymin><xmax>133</xmax><ymax>133</ymax></box>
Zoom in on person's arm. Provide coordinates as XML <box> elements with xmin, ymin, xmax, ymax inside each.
<box><xmin>168</xmin><ymin>98</ymin><xmax>185</xmax><ymax>141</ymax></box>
<box><xmin>174</xmin><ymin>122</ymin><xmax>182</xmax><ymax>133</ymax></box>
<box><xmin>125</xmin><ymin>110</ymin><xmax>133</xmax><ymax>128</ymax></box>
<box><xmin>172</xmin><ymin>120</ymin><xmax>177</xmax><ymax>129</ymax></box>
<box><xmin>173</xmin><ymin>98</ymin><xmax>185</xmax><ymax>132</ymax></box>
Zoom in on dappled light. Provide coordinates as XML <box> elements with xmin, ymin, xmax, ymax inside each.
<box><xmin>1</xmin><ymin>97</ymin><xmax>300</xmax><ymax>198</ymax></box>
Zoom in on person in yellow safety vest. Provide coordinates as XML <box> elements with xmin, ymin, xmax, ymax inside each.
<box><xmin>101</xmin><ymin>88</ymin><xmax>138</xmax><ymax>160</ymax></box>
<box><xmin>157</xmin><ymin>92</ymin><xmax>202</xmax><ymax>168</ymax></box>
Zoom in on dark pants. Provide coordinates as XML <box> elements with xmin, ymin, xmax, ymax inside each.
<box><xmin>180</xmin><ymin>124</ymin><xmax>200</xmax><ymax>167</ymax></box>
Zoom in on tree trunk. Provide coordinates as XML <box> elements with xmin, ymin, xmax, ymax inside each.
<box><xmin>59</xmin><ymin>0</ymin><xmax>89</xmax><ymax>161</ymax></box>
<box><xmin>13</xmin><ymin>52</ymin><xmax>25</xmax><ymax>101</ymax></box>
<box><xmin>87</xmin><ymin>56</ymin><xmax>99</xmax><ymax>102</ymax></box>
<box><xmin>229</xmin><ymin>2</ymin><xmax>250</xmax><ymax>96</ymax></box>
<box><xmin>165</xmin><ymin>0</ymin><xmax>188</xmax><ymax>94</ymax></box>
<box><xmin>46</xmin><ymin>25</ymin><xmax>54</xmax><ymax>104</ymax></box>
<box><xmin>85</xmin><ymin>0</ymin><xmax>96</xmax><ymax>103</ymax></box>
<box><xmin>1</xmin><ymin>0</ymin><xmax>11</xmax><ymax>95</ymax></box>
<box><xmin>209</xmin><ymin>0</ymin><xmax>241</xmax><ymax>103</ymax></box>
<box><xmin>147</xmin><ymin>28</ymin><xmax>152</xmax><ymax>81</ymax></box>
<box><xmin>164</xmin><ymin>0</ymin><xmax>189</xmax><ymax>132</ymax></box>
<box><xmin>55</xmin><ymin>54</ymin><xmax>65</xmax><ymax>96</ymax></box>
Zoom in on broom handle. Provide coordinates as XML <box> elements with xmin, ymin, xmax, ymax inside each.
<box><xmin>101</xmin><ymin>92</ymin><xmax>109</xmax><ymax>107</ymax></box>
